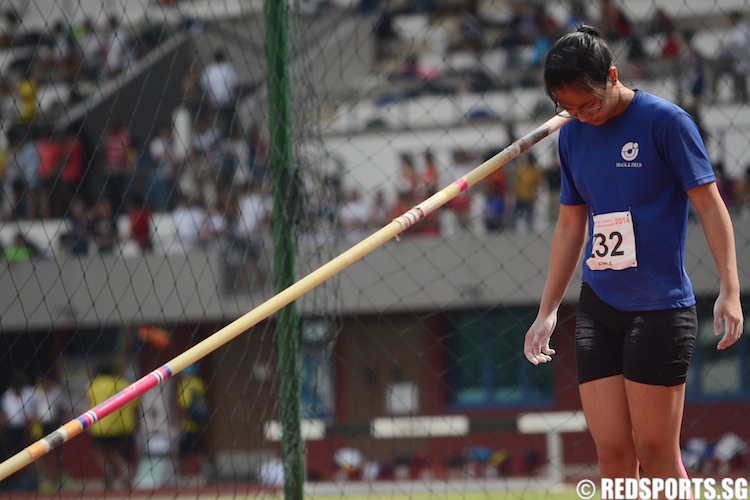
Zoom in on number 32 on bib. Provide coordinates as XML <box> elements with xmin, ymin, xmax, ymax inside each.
<box><xmin>585</xmin><ymin>210</ymin><xmax>637</xmax><ymax>271</ymax></box>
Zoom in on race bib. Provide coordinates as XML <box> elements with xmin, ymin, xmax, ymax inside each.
<box><xmin>585</xmin><ymin>210</ymin><xmax>637</xmax><ymax>271</ymax></box>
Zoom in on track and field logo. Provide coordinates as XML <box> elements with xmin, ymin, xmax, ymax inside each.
<box><xmin>620</xmin><ymin>142</ymin><xmax>639</xmax><ymax>161</ymax></box>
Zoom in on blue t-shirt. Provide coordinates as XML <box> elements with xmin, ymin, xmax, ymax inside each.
<box><xmin>558</xmin><ymin>91</ymin><xmax>715</xmax><ymax>311</ymax></box>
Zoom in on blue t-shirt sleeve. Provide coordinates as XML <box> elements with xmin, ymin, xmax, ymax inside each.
<box><xmin>657</xmin><ymin>107</ymin><xmax>715</xmax><ymax>190</ymax></box>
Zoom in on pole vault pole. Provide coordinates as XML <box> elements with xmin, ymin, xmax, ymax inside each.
<box><xmin>0</xmin><ymin>113</ymin><xmax>571</xmax><ymax>483</ymax></box>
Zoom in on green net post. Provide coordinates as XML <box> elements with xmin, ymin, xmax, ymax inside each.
<box><xmin>265</xmin><ymin>0</ymin><xmax>304</xmax><ymax>497</ymax></box>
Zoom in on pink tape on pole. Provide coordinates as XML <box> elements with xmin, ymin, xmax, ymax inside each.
<box><xmin>77</xmin><ymin>366</ymin><xmax>173</xmax><ymax>429</ymax></box>
<box><xmin>453</xmin><ymin>178</ymin><xmax>469</xmax><ymax>192</ymax></box>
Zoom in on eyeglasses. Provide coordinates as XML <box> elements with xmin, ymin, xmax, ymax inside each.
<box><xmin>553</xmin><ymin>79</ymin><xmax>611</xmax><ymax>118</ymax></box>
<box><xmin>554</xmin><ymin>96</ymin><xmax>604</xmax><ymax>117</ymax></box>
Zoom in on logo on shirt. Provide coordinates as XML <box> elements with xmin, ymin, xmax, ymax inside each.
<box><xmin>616</xmin><ymin>141</ymin><xmax>642</xmax><ymax>167</ymax></box>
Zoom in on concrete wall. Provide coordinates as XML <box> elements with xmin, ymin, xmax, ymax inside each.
<box><xmin>2</xmin><ymin>220</ymin><xmax>748</xmax><ymax>332</ymax></box>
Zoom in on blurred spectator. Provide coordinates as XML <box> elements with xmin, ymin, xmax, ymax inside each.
<box><xmin>15</xmin><ymin>63</ymin><xmax>40</xmax><ymax>126</ymax></box>
<box><xmin>597</xmin><ymin>0</ymin><xmax>633</xmax><ymax>41</ymax></box>
<box><xmin>420</xmin><ymin>150</ymin><xmax>439</xmax><ymax>199</ymax></box>
<box><xmin>339</xmin><ymin>187</ymin><xmax>370</xmax><ymax>243</ymax></box>
<box><xmin>103</xmin><ymin>120</ymin><xmax>134</xmax><ymax>215</ymax></box>
<box><xmin>102</xmin><ymin>15</ymin><xmax>133</xmax><ymax>79</ymax></box>
<box><xmin>127</xmin><ymin>193</ymin><xmax>152</xmax><ymax>254</ymax></box>
<box><xmin>86</xmin><ymin>363</ymin><xmax>140</xmax><ymax>489</ymax></box>
<box><xmin>565</xmin><ymin>1</ymin><xmax>590</xmax><ymax>32</ymax></box>
<box><xmin>180</xmin><ymin>61</ymin><xmax>203</xmax><ymax>119</ymax></box>
<box><xmin>58</xmin><ymin>126</ymin><xmax>86</xmax><ymax>215</ymax></box>
<box><xmin>399</xmin><ymin>53</ymin><xmax>419</xmax><ymax>79</ymax></box>
<box><xmin>388</xmin><ymin>190</ymin><xmax>413</xmax><ymax>229</ymax></box>
<box><xmin>660</xmin><ymin>28</ymin><xmax>680</xmax><ymax>59</ymax></box>
<box><xmin>176</xmin><ymin>364</ymin><xmax>215</xmax><ymax>486</ymax></box>
<box><xmin>483</xmin><ymin>163</ymin><xmax>507</xmax><ymax>232</ymax></box>
<box><xmin>650</xmin><ymin>7</ymin><xmax>674</xmax><ymax>35</ymax></box>
<box><xmin>373</xmin><ymin>11</ymin><xmax>400</xmax><ymax>62</ymax></box>
<box><xmin>396</xmin><ymin>153</ymin><xmax>419</xmax><ymax>205</ymax></box>
<box><xmin>447</xmin><ymin>0</ymin><xmax>483</xmax><ymax>56</ymax></box>
<box><xmin>200</xmin><ymin>50</ymin><xmax>239</xmax><ymax>133</ymax></box>
<box><xmin>511</xmin><ymin>152</ymin><xmax>543</xmax><ymax>232</ymax></box>
<box><xmin>36</xmin><ymin>127</ymin><xmax>64</xmax><ymax>218</ymax></box>
<box><xmin>185</xmin><ymin>114</ymin><xmax>223</xmax><ymax>204</ymax></box>
<box><xmin>483</xmin><ymin>181</ymin><xmax>506</xmax><ymax>233</ymax></box>
<box><xmin>0</xmin><ymin>80</ymin><xmax>17</xmax><ymax>128</ymax></box>
<box><xmin>4</xmin><ymin>232</ymin><xmax>41</xmax><ymax>262</ymax></box>
<box><xmin>301</xmin><ymin>0</ymin><xmax>321</xmax><ymax>18</ymax></box>
<box><xmin>231</xmin><ymin>179</ymin><xmax>269</xmax><ymax>288</ymax></box>
<box><xmin>498</xmin><ymin>1</ymin><xmax>527</xmax><ymax>69</ymax></box>
<box><xmin>597</xmin><ymin>0</ymin><xmax>647</xmax><ymax>78</ymax></box>
<box><xmin>367</xmin><ymin>189</ymin><xmax>390</xmax><ymax>230</ymax></box>
<box><xmin>89</xmin><ymin>197</ymin><xmax>119</xmax><ymax>254</ymax></box>
<box><xmin>397</xmin><ymin>53</ymin><xmax>442</xmax><ymax>87</ymax></box>
<box><xmin>48</xmin><ymin>20</ymin><xmax>77</xmax><ymax>83</ymax></box>
<box><xmin>224</xmin><ymin>122</ymin><xmax>250</xmax><ymax>191</ymax></box>
<box><xmin>678</xmin><ymin>31</ymin><xmax>706</xmax><ymax>117</ymax></box>
<box><xmin>258</xmin><ymin>456</ymin><xmax>284</xmax><ymax>489</ymax></box>
<box><xmin>12</xmin><ymin>128</ymin><xmax>42</xmax><ymax>220</ymax></box>
<box><xmin>77</xmin><ymin>18</ymin><xmax>105</xmax><ymax>80</ymax></box>
<box><xmin>712</xmin><ymin>11</ymin><xmax>750</xmax><ymax>103</ymax></box>
<box><xmin>447</xmin><ymin>149</ymin><xmax>474</xmax><ymax>231</ymax></box>
<box><xmin>654</xmin><ymin>9</ymin><xmax>679</xmax><ymax>59</ymax></box>
<box><xmin>62</xmin><ymin>196</ymin><xmax>91</xmax><ymax>255</ymax></box>
<box><xmin>172</xmin><ymin>193</ymin><xmax>206</xmax><ymax>253</ymax></box>
<box><xmin>128</xmin><ymin>150</ymin><xmax>152</xmax><ymax>212</ymax></box>
<box><xmin>215</xmin><ymin>135</ymin><xmax>239</xmax><ymax>201</ymax></box>
<box><xmin>0</xmin><ymin>9</ymin><xmax>21</xmax><ymax>48</ymax></box>
<box><xmin>246</xmin><ymin>124</ymin><xmax>270</xmax><ymax>187</ymax></box>
<box><xmin>34</xmin><ymin>373</ymin><xmax>73</xmax><ymax>493</ymax></box>
<box><xmin>194</xmin><ymin>116</ymin><xmax>223</xmax><ymax>159</ymax></box>
<box><xmin>0</xmin><ymin>375</ymin><xmax>37</xmax><ymax>490</ymax></box>
<box><xmin>2</xmin><ymin>127</ymin><xmax>30</xmax><ymax>219</ymax></box>
<box><xmin>713</xmin><ymin>432</ymin><xmax>747</xmax><ymax>475</ymax></box>
<box><xmin>419</xmin><ymin>150</ymin><xmax>441</xmax><ymax>235</ymax></box>
<box><xmin>526</xmin><ymin>4</ymin><xmax>561</xmax><ymax>68</ymax></box>
<box><xmin>199</xmin><ymin>194</ymin><xmax>235</xmax><ymax>251</ymax></box>
<box><xmin>148</xmin><ymin>126</ymin><xmax>179</xmax><ymax>212</ymax></box>
<box><xmin>333</xmin><ymin>447</ymin><xmax>364</xmax><ymax>481</ymax></box>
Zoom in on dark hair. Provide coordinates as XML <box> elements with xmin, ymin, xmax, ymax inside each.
<box><xmin>543</xmin><ymin>25</ymin><xmax>613</xmax><ymax>102</ymax></box>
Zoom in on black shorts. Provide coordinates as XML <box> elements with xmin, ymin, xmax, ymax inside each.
<box><xmin>575</xmin><ymin>282</ymin><xmax>697</xmax><ymax>386</ymax></box>
<box><xmin>179</xmin><ymin>431</ymin><xmax>205</xmax><ymax>458</ymax></box>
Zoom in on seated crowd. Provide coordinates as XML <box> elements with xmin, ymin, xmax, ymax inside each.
<box><xmin>2</xmin><ymin>0</ymin><xmax>750</xmax><ymax>264</ymax></box>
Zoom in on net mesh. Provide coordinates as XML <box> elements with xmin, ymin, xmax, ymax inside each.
<box><xmin>0</xmin><ymin>0</ymin><xmax>749</xmax><ymax>497</ymax></box>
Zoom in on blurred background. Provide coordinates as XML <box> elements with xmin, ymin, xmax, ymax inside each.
<box><xmin>0</xmin><ymin>0</ymin><xmax>749</xmax><ymax>496</ymax></box>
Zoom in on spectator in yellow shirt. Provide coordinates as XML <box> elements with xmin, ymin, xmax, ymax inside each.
<box><xmin>86</xmin><ymin>363</ymin><xmax>139</xmax><ymax>489</ymax></box>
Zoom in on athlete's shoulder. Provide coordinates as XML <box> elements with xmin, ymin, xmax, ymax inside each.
<box><xmin>632</xmin><ymin>90</ymin><xmax>688</xmax><ymax>119</ymax></box>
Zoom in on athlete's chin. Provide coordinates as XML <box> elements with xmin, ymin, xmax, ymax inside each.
<box><xmin>579</xmin><ymin>117</ymin><xmax>606</xmax><ymax>126</ymax></box>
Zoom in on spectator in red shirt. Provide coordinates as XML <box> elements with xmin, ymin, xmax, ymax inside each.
<box><xmin>36</xmin><ymin>127</ymin><xmax>63</xmax><ymax>218</ymax></box>
<box><xmin>59</xmin><ymin>126</ymin><xmax>86</xmax><ymax>215</ymax></box>
<box><xmin>103</xmin><ymin>120</ymin><xmax>134</xmax><ymax>216</ymax></box>
<box><xmin>127</xmin><ymin>193</ymin><xmax>151</xmax><ymax>253</ymax></box>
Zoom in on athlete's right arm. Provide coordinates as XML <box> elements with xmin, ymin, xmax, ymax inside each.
<box><xmin>524</xmin><ymin>203</ymin><xmax>588</xmax><ymax>365</ymax></box>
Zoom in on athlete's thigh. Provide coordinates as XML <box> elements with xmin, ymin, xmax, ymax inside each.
<box><xmin>579</xmin><ymin>375</ymin><xmax>635</xmax><ymax>453</ymax></box>
<box><xmin>624</xmin><ymin>380</ymin><xmax>685</xmax><ymax>454</ymax></box>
